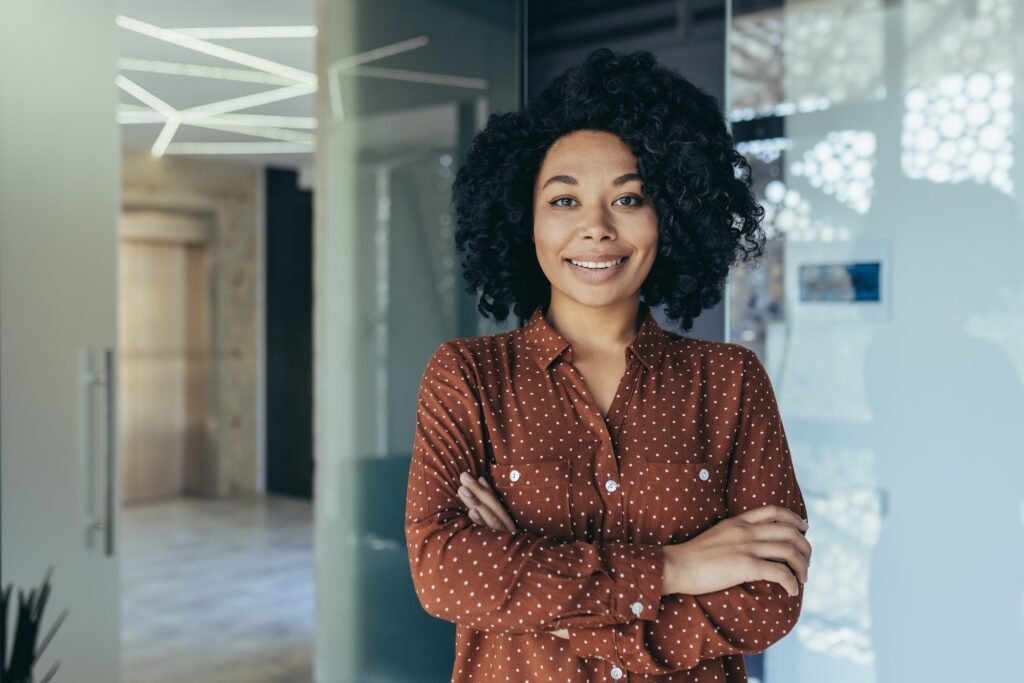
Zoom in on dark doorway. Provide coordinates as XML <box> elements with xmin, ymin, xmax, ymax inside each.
<box><xmin>265</xmin><ymin>167</ymin><xmax>313</xmax><ymax>499</ymax></box>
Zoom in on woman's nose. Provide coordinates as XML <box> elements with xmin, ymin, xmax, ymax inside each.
<box><xmin>578</xmin><ymin>207</ymin><xmax>617</xmax><ymax>239</ymax></box>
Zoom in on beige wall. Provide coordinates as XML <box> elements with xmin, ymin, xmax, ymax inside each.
<box><xmin>122</xmin><ymin>150</ymin><xmax>264</xmax><ymax>497</ymax></box>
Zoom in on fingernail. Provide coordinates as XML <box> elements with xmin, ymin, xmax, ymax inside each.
<box><xmin>478</xmin><ymin>476</ymin><xmax>488</xmax><ymax>487</ymax></box>
<box><xmin>460</xmin><ymin>472</ymin><xmax>472</xmax><ymax>484</ymax></box>
<box><xmin>458</xmin><ymin>486</ymin><xmax>472</xmax><ymax>499</ymax></box>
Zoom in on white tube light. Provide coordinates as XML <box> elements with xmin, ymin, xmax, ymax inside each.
<box><xmin>199</xmin><ymin>113</ymin><xmax>317</xmax><ymax>129</ymax></box>
<box><xmin>117</xmin><ymin>109</ymin><xmax>165</xmax><ymax>124</ymax></box>
<box><xmin>327</xmin><ymin>35</ymin><xmax>430</xmax><ymax>121</ymax></box>
<box><xmin>118</xmin><ymin>58</ymin><xmax>295</xmax><ymax>86</ymax></box>
<box><xmin>151</xmin><ymin>115</ymin><xmax>182</xmax><ymax>157</ymax></box>
<box><xmin>163</xmin><ymin>142</ymin><xmax>313</xmax><ymax>155</ymax></box>
<box><xmin>117</xmin><ymin>109</ymin><xmax>317</xmax><ymax>130</ymax></box>
<box><xmin>183</xmin><ymin>82</ymin><xmax>317</xmax><ymax>119</ymax></box>
<box><xmin>115</xmin><ymin>75</ymin><xmax>178</xmax><ymax>119</ymax></box>
<box><xmin>168</xmin><ymin>26</ymin><xmax>318</xmax><ymax>40</ymax></box>
<box><xmin>116</xmin><ymin>16</ymin><xmax>316</xmax><ymax>85</ymax></box>
<box><xmin>346</xmin><ymin>65</ymin><xmax>487</xmax><ymax>90</ymax></box>
<box><xmin>184</xmin><ymin>120</ymin><xmax>315</xmax><ymax>144</ymax></box>
<box><xmin>329</xmin><ymin>35</ymin><xmax>429</xmax><ymax>71</ymax></box>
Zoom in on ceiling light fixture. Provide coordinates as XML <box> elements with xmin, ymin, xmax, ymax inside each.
<box><xmin>116</xmin><ymin>75</ymin><xmax>177</xmax><ymax>120</ymax></box>
<box><xmin>164</xmin><ymin>142</ymin><xmax>313</xmax><ymax>155</ymax></box>
<box><xmin>184</xmin><ymin>120</ymin><xmax>314</xmax><ymax>144</ymax></box>
<box><xmin>118</xmin><ymin>58</ymin><xmax>296</xmax><ymax>86</ymax></box>
<box><xmin>168</xmin><ymin>26</ymin><xmax>317</xmax><ymax>40</ymax></box>
<box><xmin>117</xmin><ymin>109</ymin><xmax>317</xmax><ymax>132</ymax></box>
<box><xmin>116</xmin><ymin>75</ymin><xmax>183</xmax><ymax>156</ymax></box>
<box><xmin>183</xmin><ymin>81</ymin><xmax>317</xmax><ymax>119</ymax></box>
<box><xmin>346</xmin><ymin>65</ymin><xmax>487</xmax><ymax>90</ymax></box>
<box><xmin>327</xmin><ymin>35</ymin><xmax>430</xmax><ymax>121</ymax></box>
<box><xmin>116</xmin><ymin>16</ymin><xmax>316</xmax><ymax>85</ymax></box>
<box><xmin>151</xmin><ymin>114</ymin><xmax>183</xmax><ymax>157</ymax></box>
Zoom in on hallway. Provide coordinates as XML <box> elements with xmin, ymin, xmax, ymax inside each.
<box><xmin>121</xmin><ymin>496</ymin><xmax>313</xmax><ymax>683</ymax></box>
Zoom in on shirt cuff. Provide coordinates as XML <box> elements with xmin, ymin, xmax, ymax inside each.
<box><xmin>604</xmin><ymin>541</ymin><xmax>664</xmax><ymax>623</ymax></box>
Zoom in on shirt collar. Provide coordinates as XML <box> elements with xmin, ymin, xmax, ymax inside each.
<box><xmin>522</xmin><ymin>301</ymin><xmax>669</xmax><ymax>371</ymax></box>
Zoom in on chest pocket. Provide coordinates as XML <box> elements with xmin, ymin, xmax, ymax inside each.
<box><xmin>635</xmin><ymin>460</ymin><xmax>729</xmax><ymax>544</ymax></box>
<box><xmin>490</xmin><ymin>460</ymin><xmax>573</xmax><ymax>540</ymax></box>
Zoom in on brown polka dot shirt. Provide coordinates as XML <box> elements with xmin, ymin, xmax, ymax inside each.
<box><xmin>405</xmin><ymin>301</ymin><xmax>807</xmax><ymax>682</ymax></box>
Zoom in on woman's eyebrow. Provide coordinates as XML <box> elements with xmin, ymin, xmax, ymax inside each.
<box><xmin>541</xmin><ymin>174</ymin><xmax>576</xmax><ymax>189</ymax></box>
<box><xmin>613</xmin><ymin>172</ymin><xmax>642</xmax><ymax>186</ymax></box>
<box><xmin>540</xmin><ymin>172</ymin><xmax>642</xmax><ymax>190</ymax></box>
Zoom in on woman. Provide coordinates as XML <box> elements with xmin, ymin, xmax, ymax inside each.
<box><xmin>405</xmin><ymin>48</ymin><xmax>810</xmax><ymax>682</ymax></box>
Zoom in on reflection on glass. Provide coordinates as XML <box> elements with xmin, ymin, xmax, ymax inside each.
<box><xmin>316</xmin><ymin>2</ymin><xmax>522</xmax><ymax>680</ymax></box>
<box><xmin>798</xmin><ymin>262</ymin><xmax>881</xmax><ymax>302</ymax></box>
<box><xmin>729</xmin><ymin>0</ymin><xmax>1024</xmax><ymax>681</ymax></box>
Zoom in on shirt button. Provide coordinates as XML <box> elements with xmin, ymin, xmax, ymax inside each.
<box><xmin>610</xmin><ymin>665</ymin><xmax>624</xmax><ymax>680</ymax></box>
<box><xmin>605</xmin><ymin>479</ymin><xmax>619</xmax><ymax>493</ymax></box>
<box><xmin>698</xmin><ymin>468</ymin><xmax>710</xmax><ymax>481</ymax></box>
<box><xmin>509</xmin><ymin>469</ymin><xmax>521</xmax><ymax>482</ymax></box>
<box><xmin>630</xmin><ymin>601</ymin><xmax>644</xmax><ymax>616</ymax></box>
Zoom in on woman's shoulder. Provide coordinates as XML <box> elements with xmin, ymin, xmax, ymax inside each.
<box><xmin>664</xmin><ymin>333</ymin><xmax>758</xmax><ymax>369</ymax></box>
<box><xmin>422</xmin><ymin>327</ymin><xmax>521</xmax><ymax>378</ymax></box>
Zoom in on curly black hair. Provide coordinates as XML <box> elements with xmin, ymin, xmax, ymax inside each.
<box><xmin>452</xmin><ymin>47</ymin><xmax>766</xmax><ymax>330</ymax></box>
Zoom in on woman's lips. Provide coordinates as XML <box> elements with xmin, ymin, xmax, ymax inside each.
<box><xmin>565</xmin><ymin>256</ymin><xmax>629</xmax><ymax>284</ymax></box>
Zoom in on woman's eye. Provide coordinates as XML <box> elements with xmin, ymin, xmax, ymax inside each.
<box><xmin>550</xmin><ymin>197</ymin><xmax>576</xmax><ymax>207</ymax></box>
<box><xmin>615</xmin><ymin>195</ymin><xmax>644</xmax><ymax>207</ymax></box>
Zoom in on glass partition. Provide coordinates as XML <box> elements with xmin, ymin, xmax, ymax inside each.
<box><xmin>315</xmin><ymin>1</ymin><xmax>522</xmax><ymax>680</ymax></box>
<box><xmin>727</xmin><ymin>1</ymin><xmax>1024</xmax><ymax>681</ymax></box>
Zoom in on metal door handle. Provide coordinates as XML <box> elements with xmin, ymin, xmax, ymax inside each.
<box><xmin>101</xmin><ymin>348</ymin><xmax>116</xmax><ymax>556</ymax></box>
<box><xmin>80</xmin><ymin>348</ymin><xmax>116</xmax><ymax>556</ymax></box>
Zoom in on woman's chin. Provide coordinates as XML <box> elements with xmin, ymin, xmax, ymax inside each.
<box><xmin>553</xmin><ymin>285</ymin><xmax>638</xmax><ymax>310</ymax></box>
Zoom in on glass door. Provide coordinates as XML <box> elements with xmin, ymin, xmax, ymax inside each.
<box><xmin>314</xmin><ymin>1</ymin><xmax>523</xmax><ymax>679</ymax></box>
<box><xmin>1</xmin><ymin>1</ymin><xmax>123</xmax><ymax>681</ymax></box>
<box><xmin>727</xmin><ymin>1</ymin><xmax>1024</xmax><ymax>681</ymax></box>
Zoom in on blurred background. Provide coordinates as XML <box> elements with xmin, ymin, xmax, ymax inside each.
<box><xmin>1</xmin><ymin>0</ymin><xmax>1022</xmax><ymax>681</ymax></box>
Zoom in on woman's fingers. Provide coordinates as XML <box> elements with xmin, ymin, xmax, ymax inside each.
<box><xmin>759</xmin><ymin>559</ymin><xmax>802</xmax><ymax>597</ymax></box>
<box><xmin>750</xmin><ymin>522</ymin><xmax>813</xmax><ymax>566</ymax></box>
<box><xmin>471</xmin><ymin>498</ymin><xmax>508</xmax><ymax>531</ymax></box>
<box><xmin>459</xmin><ymin>487</ymin><xmax>499</xmax><ymax>529</ymax></box>
<box><xmin>738</xmin><ymin>504</ymin><xmax>808</xmax><ymax>531</ymax></box>
<box><xmin>458</xmin><ymin>472</ymin><xmax>517</xmax><ymax>533</ymax></box>
<box><xmin>468</xmin><ymin>507</ymin><xmax>486</xmax><ymax>525</ymax></box>
<box><xmin>751</xmin><ymin>541</ymin><xmax>809</xmax><ymax>584</ymax></box>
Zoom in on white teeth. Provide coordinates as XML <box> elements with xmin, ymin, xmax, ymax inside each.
<box><xmin>569</xmin><ymin>257</ymin><xmax>625</xmax><ymax>269</ymax></box>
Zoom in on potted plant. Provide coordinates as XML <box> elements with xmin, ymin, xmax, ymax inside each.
<box><xmin>2</xmin><ymin>566</ymin><xmax>67</xmax><ymax>683</ymax></box>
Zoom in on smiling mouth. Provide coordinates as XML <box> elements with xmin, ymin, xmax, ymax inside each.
<box><xmin>565</xmin><ymin>256</ymin><xmax>628</xmax><ymax>270</ymax></box>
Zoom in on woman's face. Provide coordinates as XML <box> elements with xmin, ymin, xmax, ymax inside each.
<box><xmin>532</xmin><ymin>129</ymin><xmax>659</xmax><ymax>312</ymax></box>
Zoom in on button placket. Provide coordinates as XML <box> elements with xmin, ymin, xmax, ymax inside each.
<box><xmin>558</xmin><ymin>361</ymin><xmax>629</xmax><ymax>513</ymax></box>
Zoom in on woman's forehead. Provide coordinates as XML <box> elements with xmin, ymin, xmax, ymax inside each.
<box><xmin>538</xmin><ymin>132</ymin><xmax>640</xmax><ymax>184</ymax></box>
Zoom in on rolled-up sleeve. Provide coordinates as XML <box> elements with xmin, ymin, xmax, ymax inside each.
<box><xmin>405</xmin><ymin>342</ymin><xmax>666</xmax><ymax>635</ymax></box>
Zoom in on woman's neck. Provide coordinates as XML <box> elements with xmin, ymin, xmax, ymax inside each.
<box><xmin>544</xmin><ymin>292</ymin><xmax>642</xmax><ymax>358</ymax></box>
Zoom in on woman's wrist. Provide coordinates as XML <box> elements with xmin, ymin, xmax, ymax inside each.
<box><xmin>661</xmin><ymin>544</ymin><xmax>684</xmax><ymax>595</ymax></box>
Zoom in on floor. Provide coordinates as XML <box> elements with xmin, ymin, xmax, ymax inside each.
<box><xmin>121</xmin><ymin>495</ymin><xmax>314</xmax><ymax>683</ymax></box>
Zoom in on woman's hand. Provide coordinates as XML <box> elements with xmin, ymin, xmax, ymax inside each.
<box><xmin>663</xmin><ymin>505</ymin><xmax>811</xmax><ymax>597</ymax></box>
<box><xmin>457</xmin><ymin>471</ymin><xmax>570</xmax><ymax>640</ymax></box>
<box><xmin>457</xmin><ymin>471</ymin><xmax>517</xmax><ymax>533</ymax></box>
